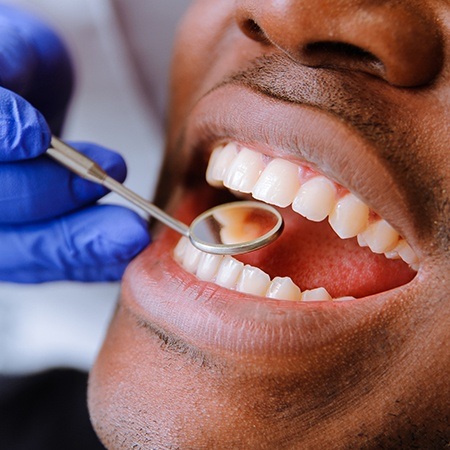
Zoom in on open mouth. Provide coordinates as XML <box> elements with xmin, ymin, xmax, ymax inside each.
<box><xmin>172</xmin><ymin>139</ymin><xmax>417</xmax><ymax>302</ymax></box>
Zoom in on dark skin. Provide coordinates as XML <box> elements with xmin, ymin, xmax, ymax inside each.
<box><xmin>88</xmin><ymin>1</ymin><xmax>450</xmax><ymax>448</ymax></box>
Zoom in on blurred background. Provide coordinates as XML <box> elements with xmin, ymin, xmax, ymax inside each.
<box><xmin>0</xmin><ymin>0</ymin><xmax>190</xmax><ymax>374</ymax></box>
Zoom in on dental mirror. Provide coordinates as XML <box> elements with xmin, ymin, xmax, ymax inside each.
<box><xmin>47</xmin><ymin>137</ymin><xmax>284</xmax><ymax>256</ymax></box>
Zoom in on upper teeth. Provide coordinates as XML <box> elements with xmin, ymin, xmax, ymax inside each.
<box><xmin>206</xmin><ymin>142</ymin><xmax>418</xmax><ymax>265</ymax></box>
<box><xmin>173</xmin><ymin>142</ymin><xmax>419</xmax><ymax>302</ymax></box>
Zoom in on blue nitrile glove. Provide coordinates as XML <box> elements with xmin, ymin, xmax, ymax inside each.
<box><xmin>0</xmin><ymin>6</ymin><xmax>150</xmax><ymax>282</ymax></box>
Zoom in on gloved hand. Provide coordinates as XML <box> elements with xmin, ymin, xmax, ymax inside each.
<box><xmin>0</xmin><ymin>6</ymin><xmax>150</xmax><ymax>282</ymax></box>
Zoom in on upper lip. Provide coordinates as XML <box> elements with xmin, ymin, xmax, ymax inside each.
<box><xmin>179</xmin><ymin>83</ymin><xmax>419</xmax><ymax>255</ymax></box>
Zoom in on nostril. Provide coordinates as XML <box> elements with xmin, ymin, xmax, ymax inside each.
<box><xmin>305</xmin><ymin>42</ymin><xmax>379</xmax><ymax>65</ymax></box>
<box><xmin>303</xmin><ymin>41</ymin><xmax>385</xmax><ymax>76</ymax></box>
<box><xmin>240</xmin><ymin>18</ymin><xmax>270</xmax><ymax>44</ymax></box>
<box><xmin>236</xmin><ymin>2</ymin><xmax>444</xmax><ymax>87</ymax></box>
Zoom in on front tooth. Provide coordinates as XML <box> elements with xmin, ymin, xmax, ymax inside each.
<box><xmin>237</xmin><ymin>265</ymin><xmax>271</xmax><ymax>296</ymax></box>
<box><xmin>292</xmin><ymin>176</ymin><xmax>337</xmax><ymax>221</ymax></box>
<box><xmin>301</xmin><ymin>287</ymin><xmax>332</xmax><ymax>301</ymax></box>
<box><xmin>182</xmin><ymin>243</ymin><xmax>203</xmax><ymax>272</ymax></box>
<box><xmin>206</xmin><ymin>143</ymin><xmax>238</xmax><ymax>186</ymax></box>
<box><xmin>215</xmin><ymin>256</ymin><xmax>244</xmax><ymax>288</ymax></box>
<box><xmin>266</xmin><ymin>276</ymin><xmax>301</xmax><ymax>301</ymax></box>
<box><xmin>358</xmin><ymin>219</ymin><xmax>399</xmax><ymax>254</ymax></box>
<box><xmin>329</xmin><ymin>193</ymin><xmax>369</xmax><ymax>239</ymax></box>
<box><xmin>252</xmin><ymin>159</ymin><xmax>300</xmax><ymax>207</ymax></box>
<box><xmin>196</xmin><ymin>253</ymin><xmax>223</xmax><ymax>281</ymax></box>
<box><xmin>223</xmin><ymin>147</ymin><xmax>265</xmax><ymax>193</ymax></box>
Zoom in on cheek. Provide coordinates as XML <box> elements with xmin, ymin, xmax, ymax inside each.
<box><xmin>170</xmin><ymin>0</ymin><xmax>236</xmax><ymax>127</ymax></box>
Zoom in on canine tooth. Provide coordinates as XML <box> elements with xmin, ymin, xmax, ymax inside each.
<box><xmin>266</xmin><ymin>276</ymin><xmax>301</xmax><ymax>301</ymax></box>
<box><xmin>358</xmin><ymin>219</ymin><xmax>399</xmax><ymax>253</ymax></box>
<box><xmin>237</xmin><ymin>265</ymin><xmax>271</xmax><ymax>296</ymax></box>
<box><xmin>301</xmin><ymin>287</ymin><xmax>332</xmax><ymax>301</ymax></box>
<box><xmin>174</xmin><ymin>237</ymin><xmax>189</xmax><ymax>261</ymax></box>
<box><xmin>223</xmin><ymin>147</ymin><xmax>265</xmax><ymax>193</ymax></box>
<box><xmin>206</xmin><ymin>143</ymin><xmax>238</xmax><ymax>186</ymax></box>
<box><xmin>197</xmin><ymin>253</ymin><xmax>223</xmax><ymax>281</ymax></box>
<box><xmin>182</xmin><ymin>243</ymin><xmax>203</xmax><ymax>273</ymax></box>
<box><xmin>215</xmin><ymin>256</ymin><xmax>244</xmax><ymax>288</ymax></box>
<box><xmin>252</xmin><ymin>159</ymin><xmax>300</xmax><ymax>207</ymax></box>
<box><xmin>395</xmin><ymin>240</ymin><xmax>419</xmax><ymax>266</ymax></box>
<box><xmin>292</xmin><ymin>176</ymin><xmax>336</xmax><ymax>221</ymax></box>
<box><xmin>329</xmin><ymin>193</ymin><xmax>369</xmax><ymax>239</ymax></box>
<box><xmin>334</xmin><ymin>296</ymin><xmax>356</xmax><ymax>301</ymax></box>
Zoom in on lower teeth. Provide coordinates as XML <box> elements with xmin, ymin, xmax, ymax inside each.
<box><xmin>174</xmin><ymin>237</ymin><xmax>337</xmax><ymax>302</ymax></box>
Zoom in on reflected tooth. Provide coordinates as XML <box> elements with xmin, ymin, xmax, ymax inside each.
<box><xmin>292</xmin><ymin>176</ymin><xmax>336</xmax><ymax>221</ymax></box>
<box><xmin>301</xmin><ymin>287</ymin><xmax>332</xmax><ymax>302</ymax></box>
<box><xmin>197</xmin><ymin>253</ymin><xmax>223</xmax><ymax>281</ymax></box>
<box><xmin>215</xmin><ymin>256</ymin><xmax>244</xmax><ymax>289</ymax></box>
<box><xmin>182</xmin><ymin>243</ymin><xmax>203</xmax><ymax>272</ymax></box>
<box><xmin>206</xmin><ymin>143</ymin><xmax>238</xmax><ymax>186</ymax></box>
<box><xmin>174</xmin><ymin>237</ymin><xmax>189</xmax><ymax>261</ymax></box>
<box><xmin>358</xmin><ymin>219</ymin><xmax>399</xmax><ymax>254</ymax></box>
<box><xmin>223</xmin><ymin>147</ymin><xmax>265</xmax><ymax>193</ymax></box>
<box><xmin>213</xmin><ymin>208</ymin><xmax>256</xmax><ymax>245</ymax></box>
<box><xmin>266</xmin><ymin>277</ymin><xmax>301</xmax><ymax>301</ymax></box>
<box><xmin>237</xmin><ymin>265</ymin><xmax>271</xmax><ymax>296</ymax></box>
<box><xmin>329</xmin><ymin>193</ymin><xmax>369</xmax><ymax>239</ymax></box>
<box><xmin>252</xmin><ymin>159</ymin><xmax>300</xmax><ymax>207</ymax></box>
<box><xmin>395</xmin><ymin>240</ymin><xmax>419</xmax><ymax>266</ymax></box>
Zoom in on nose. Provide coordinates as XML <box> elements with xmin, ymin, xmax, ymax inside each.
<box><xmin>235</xmin><ymin>0</ymin><xmax>444</xmax><ymax>87</ymax></box>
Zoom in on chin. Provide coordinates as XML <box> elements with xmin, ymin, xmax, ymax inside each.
<box><xmin>88</xmin><ymin>2</ymin><xmax>449</xmax><ymax>447</ymax></box>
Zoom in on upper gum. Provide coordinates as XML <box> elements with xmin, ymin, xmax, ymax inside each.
<box><xmin>211</xmin><ymin>142</ymin><xmax>363</xmax><ymax>209</ymax></box>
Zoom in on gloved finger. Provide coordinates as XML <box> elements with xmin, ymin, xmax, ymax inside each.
<box><xmin>0</xmin><ymin>5</ymin><xmax>73</xmax><ymax>133</ymax></box>
<box><xmin>0</xmin><ymin>204</ymin><xmax>150</xmax><ymax>283</ymax></box>
<box><xmin>0</xmin><ymin>88</ymin><xmax>50</xmax><ymax>161</ymax></box>
<box><xmin>0</xmin><ymin>141</ymin><xmax>127</xmax><ymax>224</ymax></box>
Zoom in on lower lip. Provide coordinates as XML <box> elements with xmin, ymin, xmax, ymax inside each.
<box><xmin>121</xmin><ymin>199</ymin><xmax>417</xmax><ymax>358</ymax></box>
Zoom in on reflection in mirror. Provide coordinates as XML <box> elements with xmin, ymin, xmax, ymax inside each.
<box><xmin>189</xmin><ymin>202</ymin><xmax>283</xmax><ymax>255</ymax></box>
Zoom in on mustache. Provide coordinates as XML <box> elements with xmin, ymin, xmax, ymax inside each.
<box><xmin>223</xmin><ymin>53</ymin><xmax>396</xmax><ymax>149</ymax></box>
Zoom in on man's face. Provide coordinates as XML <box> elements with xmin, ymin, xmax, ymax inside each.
<box><xmin>89</xmin><ymin>1</ymin><xmax>449</xmax><ymax>448</ymax></box>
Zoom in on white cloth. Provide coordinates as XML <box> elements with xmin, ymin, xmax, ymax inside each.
<box><xmin>0</xmin><ymin>0</ymin><xmax>188</xmax><ymax>373</ymax></box>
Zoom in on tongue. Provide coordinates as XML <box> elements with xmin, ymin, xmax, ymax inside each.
<box><xmin>236</xmin><ymin>207</ymin><xmax>415</xmax><ymax>298</ymax></box>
